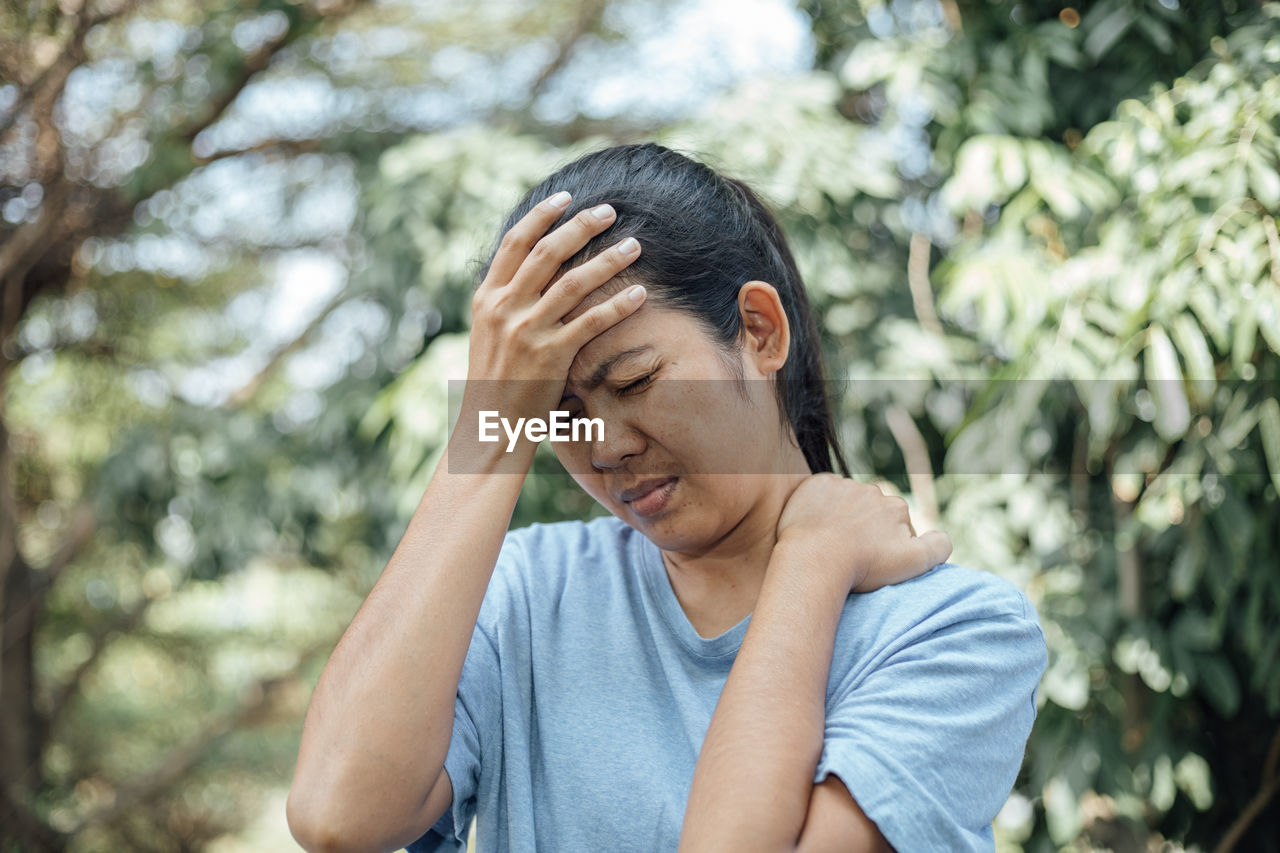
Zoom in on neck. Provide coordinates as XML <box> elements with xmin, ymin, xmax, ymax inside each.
<box><xmin>659</xmin><ymin>464</ymin><xmax>811</xmax><ymax>638</ymax></box>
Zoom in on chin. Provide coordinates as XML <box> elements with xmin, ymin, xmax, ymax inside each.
<box><xmin>618</xmin><ymin>511</ymin><xmax>728</xmax><ymax>557</ymax></box>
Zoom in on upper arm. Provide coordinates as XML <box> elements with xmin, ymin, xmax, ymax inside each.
<box><xmin>814</xmin><ymin>598</ymin><xmax>1046</xmax><ymax>851</ymax></box>
<box><xmin>418</xmin><ymin>768</ymin><xmax>454</xmax><ymax>838</ymax></box>
<box><xmin>400</xmin><ymin>768</ymin><xmax>465</xmax><ymax>853</ymax></box>
<box><xmin>795</xmin><ymin>776</ymin><xmax>895</xmax><ymax>853</ymax></box>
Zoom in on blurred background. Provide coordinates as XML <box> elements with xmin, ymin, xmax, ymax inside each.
<box><xmin>2</xmin><ymin>0</ymin><xmax>1279</xmax><ymax>850</ymax></box>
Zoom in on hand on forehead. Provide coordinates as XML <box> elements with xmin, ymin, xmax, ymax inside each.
<box><xmin>553</xmin><ymin>272</ymin><xmax>638</xmax><ymax>323</ymax></box>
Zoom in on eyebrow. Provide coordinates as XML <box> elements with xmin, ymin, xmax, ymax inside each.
<box><xmin>564</xmin><ymin>345</ymin><xmax>653</xmax><ymax>397</ymax></box>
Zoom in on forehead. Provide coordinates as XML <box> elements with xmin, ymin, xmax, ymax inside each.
<box><xmin>563</xmin><ymin>294</ymin><xmax>712</xmax><ymax>385</ymax></box>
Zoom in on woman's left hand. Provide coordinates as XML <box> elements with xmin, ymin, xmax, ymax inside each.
<box><xmin>775</xmin><ymin>472</ymin><xmax>952</xmax><ymax>594</ymax></box>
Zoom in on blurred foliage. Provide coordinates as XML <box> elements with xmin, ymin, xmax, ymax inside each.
<box><xmin>4</xmin><ymin>0</ymin><xmax>1280</xmax><ymax>851</ymax></box>
<box><xmin>363</xmin><ymin>2</ymin><xmax>1280</xmax><ymax>852</ymax></box>
<box><xmin>2</xmin><ymin>0</ymin><xmax>685</xmax><ymax>850</ymax></box>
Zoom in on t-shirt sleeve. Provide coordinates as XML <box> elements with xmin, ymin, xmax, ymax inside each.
<box><xmin>814</xmin><ymin>585</ymin><xmax>1047</xmax><ymax>852</ymax></box>
<box><xmin>405</xmin><ymin>534</ymin><xmax>520</xmax><ymax>852</ymax></box>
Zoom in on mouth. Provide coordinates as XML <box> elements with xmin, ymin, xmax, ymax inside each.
<box><xmin>619</xmin><ymin>477</ymin><xmax>678</xmax><ymax>518</ymax></box>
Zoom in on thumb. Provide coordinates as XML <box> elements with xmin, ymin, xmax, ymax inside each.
<box><xmin>915</xmin><ymin>529</ymin><xmax>953</xmax><ymax>569</ymax></box>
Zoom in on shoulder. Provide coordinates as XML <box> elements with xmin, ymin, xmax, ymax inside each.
<box><xmin>830</xmin><ymin>562</ymin><xmax>1046</xmax><ymax>690</ymax></box>
<box><xmin>846</xmin><ymin>561</ymin><xmax>1038</xmax><ymax>635</ymax></box>
<box><xmin>478</xmin><ymin>515</ymin><xmax>640</xmax><ymax>623</ymax></box>
<box><xmin>494</xmin><ymin>514</ymin><xmax>638</xmax><ymax>584</ymax></box>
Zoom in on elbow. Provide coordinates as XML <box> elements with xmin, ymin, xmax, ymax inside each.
<box><xmin>287</xmin><ymin>776</ymin><xmax>431</xmax><ymax>853</ymax></box>
<box><xmin>286</xmin><ymin>785</ymin><xmax>374</xmax><ymax>853</ymax></box>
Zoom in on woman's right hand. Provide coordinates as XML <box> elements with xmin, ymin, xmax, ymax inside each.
<box><xmin>463</xmin><ymin>191</ymin><xmax>646</xmax><ymax>424</ymax></box>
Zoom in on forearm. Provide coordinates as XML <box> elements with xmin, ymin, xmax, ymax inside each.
<box><xmin>679</xmin><ymin>540</ymin><xmax>847</xmax><ymax>852</ymax></box>
<box><xmin>289</xmin><ymin>431</ymin><xmax>533</xmax><ymax>849</ymax></box>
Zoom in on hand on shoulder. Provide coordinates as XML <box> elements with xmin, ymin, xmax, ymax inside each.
<box><xmin>775</xmin><ymin>473</ymin><xmax>952</xmax><ymax>594</ymax></box>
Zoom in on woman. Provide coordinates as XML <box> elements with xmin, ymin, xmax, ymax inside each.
<box><xmin>287</xmin><ymin>144</ymin><xmax>1047</xmax><ymax>853</ymax></box>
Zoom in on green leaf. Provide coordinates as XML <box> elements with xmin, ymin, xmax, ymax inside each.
<box><xmin>1258</xmin><ymin>397</ymin><xmax>1280</xmax><ymax>495</ymax></box>
<box><xmin>1174</xmin><ymin>753</ymin><xmax>1215</xmax><ymax>810</ymax></box>
<box><xmin>1135</xmin><ymin>12</ymin><xmax>1175</xmax><ymax>54</ymax></box>
<box><xmin>1249</xmin><ymin>155</ymin><xmax>1280</xmax><ymax>210</ymax></box>
<box><xmin>1196</xmin><ymin>654</ymin><xmax>1242</xmax><ymax>717</ymax></box>
<box><xmin>1231</xmin><ymin>300</ymin><xmax>1259</xmax><ymax>370</ymax></box>
<box><xmin>1256</xmin><ymin>632</ymin><xmax>1280</xmax><ymax>703</ymax></box>
<box><xmin>1172</xmin><ymin>609</ymin><xmax>1218</xmax><ymax>652</ymax></box>
<box><xmin>1084</xmin><ymin>3</ymin><xmax>1137</xmax><ymax>60</ymax></box>
<box><xmin>1146</xmin><ymin>325</ymin><xmax>1190</xmax><ymax>440</ymax></box>
<box><xmin>1169</xmin><ymin>532</ymin><xmax>1204</xmax><ymax>601</ymax></box>
<box><xmin>1257</xmin><ymin>288</ymin><xmax>1280</xmax><ymax>355</ymax></box>
<box><xmin>1169</xmin><ymin>313</ymin><xmax>1216</xmax><ymax>406</ymax></box>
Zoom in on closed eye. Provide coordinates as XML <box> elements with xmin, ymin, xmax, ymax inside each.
<box><xmin>617</xmin><ymin>374</ymin><xmax>654</xmax><ymax>396</ymax></box>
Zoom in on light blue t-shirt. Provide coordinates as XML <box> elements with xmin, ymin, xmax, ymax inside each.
<box><xmin>408</xmin><ymin>515</ymin><xmax>1046</xmax><ymax>852</ymax></box>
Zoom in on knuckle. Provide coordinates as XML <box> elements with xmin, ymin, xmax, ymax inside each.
<box><xmin>490</xmin><ymin>288</ymin><xmax>517</xmax><ymax>311</ymax></box>
<box><xmin>528</xmin><ymin>240</ymin><xmax>555</xmax><ymax>264</ymax></box>
<box><xmin>528</xmin><ymin>337</ymin><xmax>553</xmax><ymax>359</ymax></box>
<box><xmin>579</xmin><ymin>310</ymin><xmax>607</xmax><ymax>335</ymax></box>
<box><xmin>554</xmin><ymin>272</ymin><xmax>582</xmax><ymax>296</ymax></box>
<box><xmin>499</xmin><ymin>230</ymin><xmax>529</xmax><ymax>254</ymax></box>
<box><xmin>510</xmin><ymin>312</ymin><xmax>537</xmax><ymax>335</ymax></box>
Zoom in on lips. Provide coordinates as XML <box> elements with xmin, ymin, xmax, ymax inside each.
<box><xmin>619</xmin><ymin>477</ymin><xmax>677</xmax><ymax>504</ymax></box>
<box><xmin>622</xmin><ymin>477</ymin><xmax>679</xmax><ymax>518</ymax></box>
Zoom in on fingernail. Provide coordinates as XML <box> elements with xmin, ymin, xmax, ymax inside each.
<box><xmin>617</xmin><ymin>237</ymin><xmax>639</xmax><ymax>256</ymax></box>
<box><xmin>591</xmin><ymin>203</ymin><xmax>615</xmax><ymax>221</ymax></box>
<box><xmin>627</xmin><ymin>284</ymin><xmax>646</xmax><ymax>303</ymax></box>
<box><xmin>547</xmin><ymin>191</ymin><xmax>571</xmax><ymax>208</ymax></box>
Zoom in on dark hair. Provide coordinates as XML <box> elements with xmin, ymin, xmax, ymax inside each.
<box><xmin>485</xmin><ymin>143</ymin><xmax>849</xmax><ymax>476</ymax></box>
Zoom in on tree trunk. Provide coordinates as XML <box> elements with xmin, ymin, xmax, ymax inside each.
<box><xmin>0</xmin><ymin>382</ymin><xmax>62</xmax><ymax>852</ymax></box>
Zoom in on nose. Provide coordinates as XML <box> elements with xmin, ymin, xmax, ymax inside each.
<box><xmin>589</xmin><ymin>419</ymin><xmax>646</xmax><ymax>471</ymax></box>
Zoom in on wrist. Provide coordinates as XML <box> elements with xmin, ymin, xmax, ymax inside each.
<box><xmin>446</xmin><ymin>402</ymin><xmax>539</xmax><ymax>475</ymax></box>
<box><xmin>766</xmin><ymin>535</ymin><xmax>864</xmax><ymax>602</ymax></box>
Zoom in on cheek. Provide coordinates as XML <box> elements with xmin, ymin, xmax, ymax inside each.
<box><xmin>570</xmin><ymin>471</ymin><xmax>615</xmax><ymax>511</ymax></box>
<box><xmin>553</xmin><ymin>442</ymin><xmax>601</xmax><ymax>488</ymax></box>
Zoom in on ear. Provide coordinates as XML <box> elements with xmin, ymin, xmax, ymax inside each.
<box><xmin>737</xmin><ymin>281</ymin><xmax>790</xmax><ymax>375</ymax></box>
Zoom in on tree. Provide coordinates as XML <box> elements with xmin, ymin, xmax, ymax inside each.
<box><xmin>0</xmin><ymin>0</ymin><xmax>682</xmax><ymax>848</ymax></box>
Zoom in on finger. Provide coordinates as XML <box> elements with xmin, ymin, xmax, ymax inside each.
<box><xmin>914</xmin><ymin>529</ymin><xmax>952</xmax><ymax>569</ymax></box>
<box><xmin>507</xmin><ymin>204</ymin><xmax>618</xmax><ymax>295</ymax></box>
<box><xmin>559</xmin><ymin>283</ymin><xmax>648</xmax><ymax>349</ymax></box>
<box><xmin>485</xmin><ymin>191</ymin><xmax>573</xmax><ymax>289</ymax></box>
<box><xmin>535</xmin><ymin>236</ymin><xmax>642</xmax><ymax>321</ymax></box>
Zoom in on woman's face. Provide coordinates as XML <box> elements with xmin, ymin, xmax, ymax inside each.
<box><xmin>552</xmin><ymin>291</ymin><xmax>808</xmax><ymax>554</ymax></box>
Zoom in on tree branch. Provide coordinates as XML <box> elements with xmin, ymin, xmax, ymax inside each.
<box><xmin>222</xmin><ymin>285</ymin><xmax>350</xmax><ymax>409</ymax></box>
<box><xmin>177</xmin><ymin>0</ymin><xmax>369</xmax><ymax>147</ymax></box>
<box><xmin>0</xmin><ymin>503</ymin><xmax>96</xmax><ymax>654</ymax></box>
<box><xmin>45</xmin><ymin>599</ymin><xmax>149</xmax><ymax>729</ymax></box>
<box><xmin>70</xmin><ymin>644</ymin><xmax>329</xmax><ymax>833</ymax></box>
<box><xmin>526</xmin><ymin>0</ymin><xmax>607</xmax><ymax>103</ymax></box>
<box><xmin>0</xmin><ymin>178</ymin><xmax>71</xmax><ymax>339</ymax></box>
<box><xmin>907</xmin><ymin>232</ymin><xmax>943</xmax><ymax>336</ymax></box>
<box><xmin>885</xmin><ymin>403</ymin><xmax>939</xmax><ymax>528</ymax></box>
<box><xmin>192</xmin><ymin>137</ymin><xmax>322</xmax><ymax>166</ymax></box>
<box><xmin>1214</xmin><ymin>725</ymin><xmax>1280</xmax><ymax>853</ymax></box>
<box><xmin>0</xmin><ymin>3</ymin><xmax>138</xmax><ymax>141</ymax></box>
